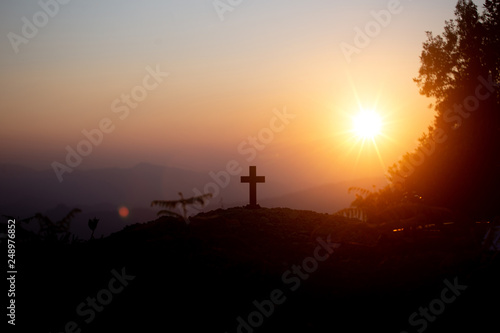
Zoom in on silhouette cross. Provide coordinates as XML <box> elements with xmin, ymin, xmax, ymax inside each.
<box><xmin>241</xmin><ymin>166</ymin><xmax>265</xmax><ymax>208</ymax></box>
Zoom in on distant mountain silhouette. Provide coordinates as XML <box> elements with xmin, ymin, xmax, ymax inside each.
<box><xmin>0</xmin><ymin>163</ymin><xmax>212</xmax><ymax>237</ymax></box>
<box><xmin>0</xmin><ymin>163</ymin><xmax>385</xmax><ymax>237</ymax></box>
<box><xmin>261</xmin><ymin>177</ymin><xmax>388</xmax><ymax>213</ymax></box>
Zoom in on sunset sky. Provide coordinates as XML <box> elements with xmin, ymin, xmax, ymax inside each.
<box><xmin>0</xmin><ymin>0</ymin><xmax>485</xmax><ymax>190</ymax></box>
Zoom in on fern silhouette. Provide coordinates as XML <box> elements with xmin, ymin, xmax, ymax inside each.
<box><xmin>34</xmin><ymin>208</ymin><xmax>81</xmax><ymax>242</ymax></box>
<box><xmin>151</xmin><ymin>192</ymin><xmax>212</xmax><ymax>222</ymax></box>
<box><xmin>1</xmin><ymin>214</ymin><xmax>38</xmax><ymax>242</ymax></box>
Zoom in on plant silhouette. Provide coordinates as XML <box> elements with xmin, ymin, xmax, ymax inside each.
<box><xmin>151</xmin><ymin>192</ymin><xmax>212</xmax><ymax>221</ymax></box>
<box><xmin>88</xmin><ymin>217</ymin><xmax>99</xmax><ymax>240</ymax></box>
<box><xmin>33</xmin><ymin>208</ymin><xmax>81</xmax><ymax>243</ymax></box>
<box><xmin>387</xmin><ymin>0</ymin><xmax>500</xmax><ymax>219</ymax></box>
<box><xmin>1</xmin><ymin>214</ymin><xmax>38</xmax><ymax>242</ymax></box>
<box><xmin>335</xmin><ymin>186</ymin><xmax>453</xmax><ymax>234</ymax></box>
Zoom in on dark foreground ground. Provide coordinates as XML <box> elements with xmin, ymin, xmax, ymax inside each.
<box><xmin>7</xmin><ymin>207</ymin><xmax>500</xmax><ymax>332</ymax></box>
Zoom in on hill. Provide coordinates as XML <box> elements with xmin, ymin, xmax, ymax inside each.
<box><xmin>11</xmin><ymin>206</ymin><xmax>499</xmax><ymax>332</ymax></box>
<box><xmin>0</xmin><ymin>163</ymin><xmax>289</xmax><ymax>237</ymax></box>
<box><xmin>0</xmin><ymin>163</ymin><xmax>385</xmax><ymax>237</ymax></box>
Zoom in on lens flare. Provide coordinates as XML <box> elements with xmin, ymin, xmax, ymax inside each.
<box><xmin>118</xmin><ymin>206</ymin><xmax>129</xmax><ymax>218</ymax></box>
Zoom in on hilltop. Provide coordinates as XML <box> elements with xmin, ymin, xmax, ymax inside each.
<box><xmin>12</xmin><ymin>207</ymin><xmax>499</xmax><ymax>332</ymax></box>
<box><xmin>0</xmin><ymin>163</ymin><xmax>385</xmax><ymax>238</ymax></box>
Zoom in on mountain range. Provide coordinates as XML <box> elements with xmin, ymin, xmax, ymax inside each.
<box><xmin>0</xmin><ymin>163</ymin><xmax>387</xmax><ymax>238</ymax></box>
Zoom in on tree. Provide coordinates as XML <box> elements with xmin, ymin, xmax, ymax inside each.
<box><xmin>482</xmin><ymin>0</ymin><xmax>500</xmax><ymax>80</ymax></box>
<box><xmin>389</xmin><ymin>0</ymin><xmax>500</xmax><ymax>219</ymax></box>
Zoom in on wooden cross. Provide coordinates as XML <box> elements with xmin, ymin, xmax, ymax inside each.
<box><xmin>241</xmin><ymin>166</ymin><xmax>265</xmax><ymax>208</ymax></box>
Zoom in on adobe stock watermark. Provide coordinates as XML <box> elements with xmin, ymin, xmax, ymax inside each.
<box><xmin>213</xmin><ymin>0</ymin><xmax>245</xmax><ymax>21</ymax></box>
<box><xmin>391</xmin><ymin>75</ymin><xmax>498</xmax><ymax>186</ymax></box>
<box><xmin>49</xmin><ymin>267</ymin><xmax>135</xmax><ymax>333</ymax></box>
<box><xmin>51</xmin><ymin>64</ymin><xmax>169</xmax><ymax>183</ymax></box>
<box><xmin>400</xmin><ymin>277</ymin><xmax>467</xmax><ymax>333</ymax></box>
<box><xmin>340</xmin><ymin>0</ymin><xmax>408</xmax><ymax>64</ymax></box>
<box><xmin>181</xmin><ymin>106</ymin><xmax>296</xmax><ymax>220</ymax></box>
<box><xmin>7</xmin><ymin>0</ymin><xmax>72</xmax><ymax>54</ymax></box>
<box><xmin>225</xmin><ymin>235</ymin><xmax>340</xmax><ymax>333</ymax></box>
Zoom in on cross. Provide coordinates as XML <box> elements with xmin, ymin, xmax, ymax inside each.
<box><xmin>240</xmin><ymin>166</ymin><xmax>265</xmax><ymax>208</ymax></box>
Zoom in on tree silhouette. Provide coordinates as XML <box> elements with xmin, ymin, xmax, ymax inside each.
<box><xmin>388</xmin><ymin>0</ymin><xmax>500</xmax><ymax>219</ymax></box>
<box><xmin>151</xmin><ymin>192</ymin><xmax>212</xmax><ymax>221</ymax></box>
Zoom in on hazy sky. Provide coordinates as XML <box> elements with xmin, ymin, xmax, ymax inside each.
<box><xmin>0</xmin><ymin>0</ymin><xmax>486</xmax><ymax>189</ymax></box>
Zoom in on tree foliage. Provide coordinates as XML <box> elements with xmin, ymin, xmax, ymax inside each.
<box><xmin>388</xmin><ymin>0</ymin><xmax>500</xmax><ymax>219</ymax></box>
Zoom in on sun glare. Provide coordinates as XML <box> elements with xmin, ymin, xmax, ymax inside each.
<box><xmin>352</xmin><ymin>110</ymin><xmax>382</xmax><ymax>140</ymax></box>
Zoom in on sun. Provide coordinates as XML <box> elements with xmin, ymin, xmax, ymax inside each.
<box><xmin>352</xmin><ymin>110</ymin><xmax>382</xmax><ymax>140</ymax></box>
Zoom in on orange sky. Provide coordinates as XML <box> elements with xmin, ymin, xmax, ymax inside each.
<box><xmin>0</xmin><ymin>0</ymin><xmax>485</xmax><ymax>190</ymax></box>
